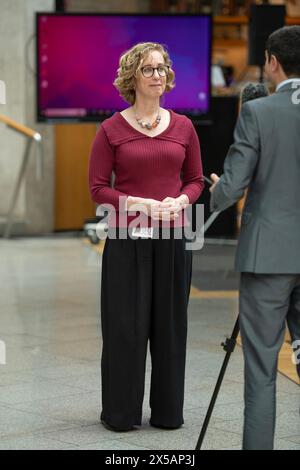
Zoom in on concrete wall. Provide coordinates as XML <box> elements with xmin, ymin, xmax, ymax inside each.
<box><xmin>0</xmin><ymin>0</ymin><xmax>55</xmax><ymax>235</ymax></box>
<box><xmin>25</xmin><ymin>0</ymin><xmax>56</xmax><ymax>235</ymax></box>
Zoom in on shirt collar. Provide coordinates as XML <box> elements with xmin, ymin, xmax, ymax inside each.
<box><xmin>276</xmin><ymin>78</ymin><xmax>300</xmax><ymax>92</ymax></box>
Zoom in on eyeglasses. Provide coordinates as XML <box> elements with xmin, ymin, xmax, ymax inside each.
<box><xmin>140</xmin><ymin>65</ymin><xmax>170</xmax><ymax>78</ymax></box>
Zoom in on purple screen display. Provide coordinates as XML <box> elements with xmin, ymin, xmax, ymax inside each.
<box><xmin>37</xmin><ymin>14</ymin><xmax>211</xmax><ymax>121</ymax></box>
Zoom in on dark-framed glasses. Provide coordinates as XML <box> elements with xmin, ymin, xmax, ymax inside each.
<box><xmin>140</xmin><ymin>65</ymin><xmax>170</xmax><ymax>78</ymax></box>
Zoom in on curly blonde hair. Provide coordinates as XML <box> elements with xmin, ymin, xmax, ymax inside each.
<box><xmin>113</xmin><ymin>42</ymin><xmax>175</xmax><ymax>105</ymax></box>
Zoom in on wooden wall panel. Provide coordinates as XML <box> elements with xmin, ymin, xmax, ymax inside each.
<box><xmin>54</xmin><ymin>124</ymin><xmax>97</xmax><ymax>230</ymax></box>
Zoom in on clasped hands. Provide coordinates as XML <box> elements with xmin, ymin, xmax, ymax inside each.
<box><xmin>126</xmin><ymin>195</ymin><xmax>189</xmax><ymax>221</ymax></box>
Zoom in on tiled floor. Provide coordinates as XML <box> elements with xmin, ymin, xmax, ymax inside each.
<box><xmin>0</xmin><ymin>235</ymin><xmax>299</xmax><ymax>450</ymax></box>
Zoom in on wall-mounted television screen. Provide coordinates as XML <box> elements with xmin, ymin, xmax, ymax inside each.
<box><xmin>36</xmin><ymin>13</ymin><xmax>212</xmax><ymax>123</ymax></box>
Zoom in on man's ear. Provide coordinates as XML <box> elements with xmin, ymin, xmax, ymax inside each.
<box><xmin>270</xmin><ymin>54</ymin><xmax>279</xmax><ymax>73</ymax></box>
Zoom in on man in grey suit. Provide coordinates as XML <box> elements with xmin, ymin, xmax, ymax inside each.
<box><xmin>210</xmin><ymin>26</ymin><xmax>300</xmax><ymax>450</ymax></box>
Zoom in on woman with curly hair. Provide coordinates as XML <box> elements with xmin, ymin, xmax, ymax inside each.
<box><xmin>88</xmin><ymin>42</ymin><xmax>204</xmax><ymax>432</ymax></box>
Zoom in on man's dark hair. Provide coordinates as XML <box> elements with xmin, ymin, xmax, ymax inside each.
<box><xmin>266</xmin><ymin>25</ymin><xmax>300</xmax><ymax>77</ymax></box>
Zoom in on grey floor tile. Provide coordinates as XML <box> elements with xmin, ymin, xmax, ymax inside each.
<box><xmin>275</xmin><ymin>438</ymin><xmax>300</xmax><ymax>450</ymax></box>
<box><xmin>39</xmin><ymin>324</ymin><xmax>101</xmax><ymax>342</ymax></box>
<box><xmin>38</xmin><ymin>424</ymin><xmax>142</xmax><ymax>447</ymax></box>
<box><xmin>0</xmin><ymin>370</ymin><xmax>50</xmax><ymax>387</ymax></box>
<box><xmin>197</xmin><ymin>427</ymin><xmax>242</xmax><ymax>450</ymax></box>
<box><xmin>0</xmin><ymin>348</ymin><xmax>94</xmax><ymax>374</ymax></box>
<box><xmin>0</xmin><ymin>333</ymin><xmax>52</xmax><ymax>348</ymax></box>
<box><xmin>118</xmin><ymin>428</ymin><xmax>200</xmax><ymax>450</ymax></box>
<box><xmin>44</xmin><ymin>373</ymin><xmax>101</xmax><ymax>392</ymax></box>
<box><xmin>32</xmin><ymin>339</ymin><xmax>101</xmax><ymax>361</ymax></box>
<box><xmin>0</xmin><ymin>435</ymin><xmax>78</xmax><ymax>450</ymax></box>
<box><xmin>0</xmin><ymin>381</ymin><xmax>84</xmax><ymax>405</ymax></box>
<box><xmin>118</xmin><ymin>424</ymin><xmax>241</xmax><ymax>450</ymax></box>
<box><xmin>278</xmin><ymin>434</ymin><xmax>300</xmax><ymax>445</ymax></box>
<box><xmin>77</xmin><ymin>439</ymin><xmax>151</xmax><ymax>450</ymax></box>
<box><xmin>207</xmin><ymin>418</ymin><xmax>243</xmax><ymax>436</ymax></box>
<box><xmin>0</xmin><ymin>405</ymin><xmax>73</xmax><ymax>438</ymax></box>
<box><xmin>9</xmin><ymin>390</ymin><xmax>101</xmax><ymax>425</ymax></box>
<box><xmin>192</xmin><ymin>402</ymin><xmax>244</xmax><ymax>421</ymax></box>
<box><xmin>29</xmin><ymin>362</ymin><xmax>100</xmax><ymax>380</ymax></box>
<box><xmin>275</xmin><ymin>410</ymin><xmax>300</xmax><ymax>438</ymax></box>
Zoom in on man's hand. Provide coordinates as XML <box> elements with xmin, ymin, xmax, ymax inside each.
<box><xmin>209</xmin><ymin>173</ymin><xmax>220</xmax><ymax>193</ymax></box>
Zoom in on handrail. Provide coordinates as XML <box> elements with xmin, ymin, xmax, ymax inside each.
<box><xmin>0</xmin><ymin>114</ymin><xmax>43</xmax><ymax>238</ymax></box>
<box><xmin>0</xmin><ymin>114</ymin><xmax>41</xmax><ymax>141</ymax></box>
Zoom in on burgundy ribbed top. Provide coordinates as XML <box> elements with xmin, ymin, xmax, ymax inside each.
<box><xmin>88</xmin><ymin>109</ymin><xmax>204</xmax><ymax>228</ymax></box>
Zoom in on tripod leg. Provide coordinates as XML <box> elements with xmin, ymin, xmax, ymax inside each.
<box><xmin>195</xmin><ymin>316</ymin><xmax>240</xmax><ymax>450</ymax></box>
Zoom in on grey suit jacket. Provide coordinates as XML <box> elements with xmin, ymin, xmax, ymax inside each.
<box><xmin>210</xmin><ymin>82</ymin><xmax>300</xmax><ymax>273</ymax></box>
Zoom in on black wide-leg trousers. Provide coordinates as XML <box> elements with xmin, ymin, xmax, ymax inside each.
<box><xmin>100</xmin><ymin>227</ymin><xmax>193</xmax><ymax>429</ymax></box>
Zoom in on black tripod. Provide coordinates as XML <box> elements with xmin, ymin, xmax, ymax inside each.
<box><xmin>195</xmin><ymin>316</ymin><xmax>240</xmax><ymax>450</ymax></box>
<box><xmin>195</xmin><ymin>175</ymin><xmax>241</xmax><ymax>450</ymax></box>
